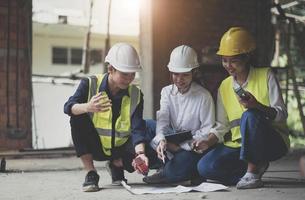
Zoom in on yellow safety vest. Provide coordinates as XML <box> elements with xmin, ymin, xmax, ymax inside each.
<box><xmin>87</xmin><ymin>74</ymin><xmax>141</xmax><ymax>156</ymax></box>
<box><xmin>219</xmin><ymin>67</ymin><xmax>290</xmax><ymax>149</ymax></box>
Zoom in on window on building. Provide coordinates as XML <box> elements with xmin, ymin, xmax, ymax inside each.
<box><xmin>71</xmin><ymin>48</ymin><xmax>83</xmax><ymax>65</ymax></box>
<box><xmin>58</xmin><ymin>15</ymin><xmax>68</xmax><ymax>24</ymax></box>
<box><xmin>52</xmin><ymin>47</ymin><xmax>82</xmax><ymax>65</ymax></box>
<box><xmin>52</xmin><ymin>47</ymin><xmax>103</xmax><ymax>66</ymax></box>
<box><xmin>52</xmin><ymin>47</ymin><xmax>68</xmax><ymax>64</ymax></box>
<box><xmin>90</xmin><ymin>49</ymin><xmax>103</xmax><ymax>65</ymax></box>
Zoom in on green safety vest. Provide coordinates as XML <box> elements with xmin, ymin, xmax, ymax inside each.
<box><xmin>219</xmin><ymin>67</ymin><xmax>290</xmax><ymax>149</ymax></box>
<box><xmin>87</xmin><ymin>74</ymin><xmax>141</xmax><ymax>156</ymax></box>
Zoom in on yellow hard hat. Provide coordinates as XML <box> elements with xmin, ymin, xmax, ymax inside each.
<box><xmin>217</xmin><ymin>27</ymin><xmax>256</xmax><ymax>56</ymax></box>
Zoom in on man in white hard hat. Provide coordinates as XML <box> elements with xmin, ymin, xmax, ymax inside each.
<box><xmin>64</xmin><ymin>43</ymin><xmax>159</xmax><ymax>192</ymax></box>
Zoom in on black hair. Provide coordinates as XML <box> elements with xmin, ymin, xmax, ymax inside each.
<box><xmin>234</xmin><ymin>52</ymin><xmax>256</xmax><ymax>68</ymax></box>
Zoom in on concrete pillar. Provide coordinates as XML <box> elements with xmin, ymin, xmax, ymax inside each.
<box><xmin>0</xmin><ymin>0</ymin><xmax>32</xmax><ymax>150</ymax></box>
<box><xmin>139</xmin><ymin>0</ymin><xmax>154</xmax><ymax>118</ymax></box>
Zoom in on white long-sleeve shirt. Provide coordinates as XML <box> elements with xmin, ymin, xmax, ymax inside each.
<box><xmin>152</xmin><ymin>82</ymin><xmax>215</xmax><ymax>151</ymax></box>
<box><xmin>210</xmin><ymin>67</ymin><xmax>288</xmax><ymax>142</ymax></box>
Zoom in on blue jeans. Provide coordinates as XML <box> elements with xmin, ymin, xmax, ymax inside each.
<box><xmin>144</xmin><ymin>119</ymin><xmax>162</xmax><ymax>169</ymax></box>
<box><xmin>197</xmin><ymin>109</ymin><xmax>288</xmax><ymax>185</ymax></box>
<box><xmin>145</xmin><ymin>119</ymin><xmax>157</xmax><ymax>141</ymax></box>
<box><xmin>163</xmin><ymin>150</ymin><xmax>203</xmax><ymax>182</ymax></box>
<box><xmin>146</xmin><ymin>120</ymin><xmax>203</xmax><ymax>182</ymax></box>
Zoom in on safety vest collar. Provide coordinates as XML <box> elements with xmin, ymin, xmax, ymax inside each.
<box><xmin>88</xmin><ymin>73</ymin><xmax>129</xmax><ymax>101</ymax></box>
<box><xmin>231</xmin><ymin>66</ymin><xmax>255</xmax><ymax>89</ymax></box>
<box><xmin>88</xmin><ymin>74</ymin><xmax>140</xmax><ymax>118</ymax></box>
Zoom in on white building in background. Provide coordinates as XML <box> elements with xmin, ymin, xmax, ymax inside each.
<box><xmin>32</xmin><ymin>22</ymin><xmax>139</xmax><ymax>76</ymax></box>
<box><xmin>32</xmin><ymin>0</ymin><xmax>140</xmax><ymax>76</ymax></box>
<box><xmin>32</xmin><ymin>0</ymin><xmax>140</xmax><ymax>149</ymax></box>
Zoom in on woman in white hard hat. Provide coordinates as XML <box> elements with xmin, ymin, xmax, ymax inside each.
<box><xmin>143</xmin><ymin>45</ymin><xmax>216</xmax><ymax>184</ymax></box>
<box><xmin>64</xmin><ymin>43</ymin><xmax>160</xmax><ymax>192</ymax></box>
<box><xmin>197</xmin><ymin>27</ymin><xmax>290</xmax><ymax>189</ymax></box>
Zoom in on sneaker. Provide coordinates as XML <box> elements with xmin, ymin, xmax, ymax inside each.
<box><xmin>82</xmin><ymin>170</ymin><xmax>100</xmax><ymax>192</ymax></box>
<box><xmin>236</xmin><ymin>175</ymin><xmax>263</xmax><ymax>189</ymax></box>
<box><xmin>105</xmin><ymin>161</ymin><xmax>127</xmax><ymax>186</ymax></box>
<box><xmin>257</xmin><ymin>162</ymin><xmax>269</xmax><ymax>179</ymax></box>
<box><xmin>143</xmin><ymin>169</ymin><xmax>167</xmax><ymax>184</ymax></box>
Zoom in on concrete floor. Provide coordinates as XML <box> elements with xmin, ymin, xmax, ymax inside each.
<box><xmin>0</xmin><ymin>150</ymin><xmax>305</xmax><ymax>200</ymax></box>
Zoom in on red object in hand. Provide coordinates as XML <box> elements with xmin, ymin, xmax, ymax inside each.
<box><xmin>134</xmin><ymin>157</ymin><xmax>149</xmax><ymax>176</ymax></box>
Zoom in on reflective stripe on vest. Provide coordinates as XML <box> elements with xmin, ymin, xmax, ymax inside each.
<box><xmin>219</xmin><ymin>67</ymin><xmax>290</xmax><ymax>149</ymax></box>
<box><xmin>87</xmin><ymin>74</ymin><xmax>141</xmax><ymax>155</ymax></box>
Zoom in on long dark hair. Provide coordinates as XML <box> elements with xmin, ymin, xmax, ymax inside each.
<box><xmin>235</xmin><ymin>52</ymin><xmax>256</xmax><ymax>69</ymax></box>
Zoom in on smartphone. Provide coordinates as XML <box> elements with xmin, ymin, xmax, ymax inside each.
<box><xmin>234</xmin><ymin>87</ymin><xmax>249</xmax><ymax>100</ymax></box>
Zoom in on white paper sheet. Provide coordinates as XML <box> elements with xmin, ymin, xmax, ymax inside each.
<box><xmin>121</xmin><ymin>181</ymin><xmax>228</xmax><ymax>195</ymax></box>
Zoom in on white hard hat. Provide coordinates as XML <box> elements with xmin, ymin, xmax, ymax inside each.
<box><xmin>105</xmin><ymin>43</ymin><xmax>142</xmax><ymax>73</ymax></box>
<box><xmin>167</xmin><ymin>45</ymin><xmax>199</xmax><ymax>73</ymax></box>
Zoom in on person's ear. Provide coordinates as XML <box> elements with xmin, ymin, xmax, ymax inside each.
<box><xmin>108</xmin><ymin>65</ymin><xmax>115</xmax><ymax>74</ymax></box>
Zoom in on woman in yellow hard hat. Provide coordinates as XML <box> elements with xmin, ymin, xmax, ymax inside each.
<box><xmin>196</xmin><ymin>27</ymin><xmax>290</xmax><ymax>189</ymax></box>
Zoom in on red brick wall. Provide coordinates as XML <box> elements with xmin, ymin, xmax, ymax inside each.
<box><xmin>149</xmin><ymin>0</ymin><xmax>273</xmax><ymax>113</ymax></box>
<box><xmin>0</xmin><ymin>0</ymin><xmax>32</xmax><ymax>150</ymax></box>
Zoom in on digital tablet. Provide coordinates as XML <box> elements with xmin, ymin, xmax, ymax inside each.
<box><xmin>165</xmin><ymin>130</ymin><xmax>192</xmax><ymax>144</ymax></box>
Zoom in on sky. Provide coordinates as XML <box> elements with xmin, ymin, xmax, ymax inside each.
<box><xmin>32</xmin><ymin>0</ymin><xmax>140</xmax><ymax>36</ymax></box>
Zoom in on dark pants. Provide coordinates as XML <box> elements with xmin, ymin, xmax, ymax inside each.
<box><xmin>163</xmin><ymin>150</ymin><xmax>203</xmax><ymax>182</ymax></box>
<box><xmin>153</xmin><ymin>128</ymin><xmax>207</xmax><ymax>183</ymax></box>
<box><xmin>197</xmin><ymin>109</ymin><xmax>288</xmax><ymax>185</ymax></box>
<box><xmin>70</xmin><ymin>114</ymin><xmax>160</xmax><ymax>172</ymax></box>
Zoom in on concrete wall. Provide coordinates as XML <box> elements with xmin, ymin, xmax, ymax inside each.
<box><xmin>140</xmin><ymin>0</ymin><xmax>273</xmax><ymax>117</ymax></box>
<box><xmin>0</xmin><ymin>0</ymin><xmax>32</xmax><ymax>150</ymax></box>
